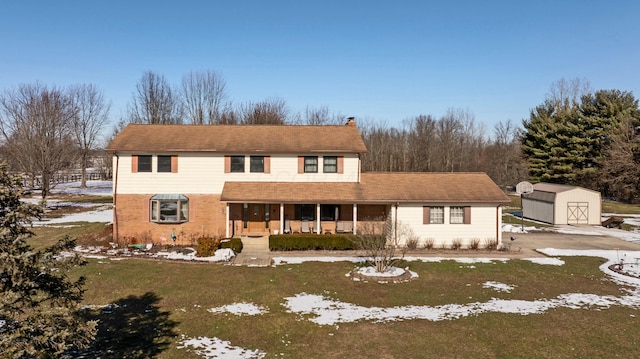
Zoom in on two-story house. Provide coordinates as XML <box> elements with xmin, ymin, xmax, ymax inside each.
<box><xmin>106</xmin><ymin>120</ymin><xmax>510</xmax><ymax>247</ymax></box>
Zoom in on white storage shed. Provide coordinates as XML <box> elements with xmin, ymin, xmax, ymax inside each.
<box><xmin>522</xmin><ymin>183</ymin><xmax>601</xmax><ymax>225</ymax></box>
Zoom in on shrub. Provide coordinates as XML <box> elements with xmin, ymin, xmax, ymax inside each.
<box><xmin>423</xmin><ymin>238</ymin><xmax>435</xmax><ymax>250</ymax></box>
<box><xmin>405</xmin><ymin>238</ymin><xmax>419</xmax><ymax>250</ymax></box>
<box><xmin>196</xmin><ymin>237</ymin><xmax>221</xmax><ymax>257</ymax></box>
<box><xmin>450</xmin><ymin>238</ymin><xmax>462</xmax><ymax>250</ymax></box>
<box><xmin>483</xmin><ymin>238</ymin><xmax>498</xmax><ymax>251</ymax></box>
<box><xmin>469</xmin><ymin>238</ymin><xmax>481</xmax><ymax>250</ymax></box>
<box><xmin>220</xmin><ymin>238</ymin><xmax>243</xmax><ymax>253</ymax></box>
<box><xmin>269</xmin><ymin>234</ymin><xmax>356</xmax><ymax>251</ymax></box>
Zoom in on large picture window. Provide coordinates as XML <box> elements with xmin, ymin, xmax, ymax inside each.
<box><xmin>323</xmin><ymin>156</ymin><xmax>338</xmax><ymax>173</ymax></box>
<box><xmin>137</xmin><ymin>155</ymin><xmax>152</xmax><ymax>172</ymax></box>
<box><xmin>150</xmin><ymin>194</ymin><xmax>189</xmax><ymax>223</ymax></box>
<box><xmin>250</xmin><ymin>156</ymin><xmax>264</xmax><ymax>173</ymax></box>
<box><xmin>230</xmin><ymin>156</ymin><xmax>245</xmax><ymax>173</ymax></box>
<box><xmin>304</xmin><ymin>156</ymin><xmax>318</xmax><ymax>173</ymax></box>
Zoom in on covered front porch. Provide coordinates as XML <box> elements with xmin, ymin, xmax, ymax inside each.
<box><xmin>225</xmin><ymin>202</ymin><xmax>389</xmax><ymax>238</ymax></box>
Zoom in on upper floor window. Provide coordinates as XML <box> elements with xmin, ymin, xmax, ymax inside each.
<box><xmin>250</xmin><ymin>156</ymin><xmax>264</xmax><ymax>173</ymax></box>
<box><xmin>323</xmin><ymin>156</ymin><xmax>338</xmax><ymax>173</ymax></box>
<box><xmin>230</xmin><ymin>156</ymin><xmax>245</xmax><ymax>173</ymax></box>
<box><xmin>157</xmin><ymin>155</ymin><xmax>172</xmax><ymax>172</ymax></box>
<box><xmin>137</xmin><ymin>155</ymin><xmax>152</xmax><ymax>172</ymax></box>
<box><xmin>304</xmin><ymin>156</ymin><xmax>318</xmax><ymax>173</ymax></box>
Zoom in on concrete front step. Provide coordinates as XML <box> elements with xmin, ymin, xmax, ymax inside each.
<box><xmin>233</xmin><ymin>252</ymin><xmax>272</xmax><ymax>266</ymax></box>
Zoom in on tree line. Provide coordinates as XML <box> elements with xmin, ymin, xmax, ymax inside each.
<box><xmin>521</xmin><ymin>78</ymin><xmax>640</xmax><ymax>202</ymax></box>
<box><xmin>1</xmin><ymin>72</ymin><xmax>638</xmax><ymax>202</ymax></box>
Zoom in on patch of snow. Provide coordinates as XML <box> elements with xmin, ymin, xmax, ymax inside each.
<box><xmin>155</xmin><ymin>248</ymin><xmax>235</xmax><ymax>262</ymax></box>
<box><xmin>50</xmin><ymin>180</ymin><xmax>113</xmax><ymax>196</ymax></box>
<box><xmin>502</xmin><ymin>224</ymin><xmax>539</xmax><ymax>233</ymax></box>
<box><xmin>33</xmin><ymin>206</ymin><xmax>113</xmax><ymax>225</ymax></box>
<box><xmin>523</xmin><ymin>257</ymin><xmax>565</xmax><ymax>266</ymax></box>
<box><xmin>272</xmin><ymin>256</ymin><xmax>367</xmax><ymax>265</ymax></box>
<box><xmin>483</xmin><ymin>281</ymin><xmax>516</xmax><ymax>293</ymax></box>
<box><xmin>177</xmin><ymin>336</ymin><xmax>266</xmax><ymax>359</ymax></box>
<box><xmin>283</xmin><ymin>290</ymin><xmax>640</xmax><ymax>326</ymax></box>
<box><xmin>356</xmin><ymin>266</ymin><xmax>406</xmax><ymax>277</ymax></box>
<box><xmin>208</xmin><ymin>302</ymin><xmax>269</xmax><ymax>316</ymax></box>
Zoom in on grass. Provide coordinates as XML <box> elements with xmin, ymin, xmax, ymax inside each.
<box><xmin>23</xmin><ymin>196</ymin><xmax>640</xmax><ymax>358</ymax></box>
<box><xmin>602</xmin><ymin>200</ymin><xmax>640</xmax><ymax>215</ymax></box>
<box><xmin>67</xmin><ymin>256</ymin><xmax>640</xmax><ymax>358</ymax></box>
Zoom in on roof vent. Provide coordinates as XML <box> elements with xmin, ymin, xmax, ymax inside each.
<box><xmin>345</xmin><ymin>117</ymin><xmax>356</xmax><ymax>126</ymax></box>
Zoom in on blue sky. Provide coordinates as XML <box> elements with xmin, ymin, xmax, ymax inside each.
<box><xmin>1</xmin><ymin>0</ymin><xmax>639</xmax><ymax>135</ymax></box>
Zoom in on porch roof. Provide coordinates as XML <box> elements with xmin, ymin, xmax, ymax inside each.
<box><xmin>220</xmin><ymin>172</ymin><xmax>510</xmax><ymax>204</ymax></box>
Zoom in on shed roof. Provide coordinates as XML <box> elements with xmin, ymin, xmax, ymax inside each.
<box><xmin>221</xmin><ymin>172</ymin><xmax>510</xmax><ymax>204</ymax></box>
<box><xmin>106</xmin><ymin>124</ymin><xmax>368</xmax><ymax>154</ymax></box>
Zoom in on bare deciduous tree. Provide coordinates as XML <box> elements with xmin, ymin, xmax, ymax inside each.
<box><xmin>180</xmin><ymin>70</ymin><xmax>228</xmax><ymax>124</ymax></box>
<box><xmin>0</xmin><ymin>83</ymin><xmax>76</xmax><ymax>198</ymax></box>
<box><xmin>546</xmin><ymin>77</ymin><xmax>592</xmax><ymax>110</ymax></box>
<box><xmin>127</xmin><ymin>71</ymin><xmax>182</xmax><ymax>124</ymax></box>
<box><xmin>239</xmin><ymin>98</ymin><xmax>289</xmax><ymax>125</ymax></box>
<box><xmin>484</xmin><ymin>119</ymin><xmax>528</xmax><ymax>188</ymax></box>
<box><xmin>69</xmin><ymin>84</ymin><xmax>110</xmax><ymax>187</ymax></box>
<box><xmin>300</xmin><ymin>105</ymin><xmax>344</xmax><ymax>125</ymax></box>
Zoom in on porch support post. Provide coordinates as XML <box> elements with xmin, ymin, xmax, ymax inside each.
<box><xmin>225</xmin><ymin>203</ymin><xmax>230</xmax><ymax>238</ymax></box>
<box><xmin>279</xmin><ymin>203</ymin><xmax>284</xmax><ymax>234</ymax></box>
<box><xmin>352</xmin><ymin>204</ymin><xmax>358</xmax><ymax>235</ymax></box>
<box><xmin>316</xmin><ymin>203</ymin><xmax>321</xmax><ymax>234</ymax></box>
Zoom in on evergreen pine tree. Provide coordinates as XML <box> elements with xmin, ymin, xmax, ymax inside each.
<box><xmin>0</xmin><ymin>163</ymin><xmax>96</xmax><ymax>357</ymax></box>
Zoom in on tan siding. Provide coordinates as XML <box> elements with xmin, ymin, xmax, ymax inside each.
<box><xmin>397</xmin><ymin>204</ymin><xmax>499</xmax><ymax>247</ymax></box>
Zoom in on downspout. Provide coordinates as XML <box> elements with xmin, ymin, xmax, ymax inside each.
<box><xmin>113</xmin><ymin>152</ymin><xmax>119</xmax><ymax>243</ymax></box>
<box><xmin>496</xmin><ymin>205</ymin><xmax>500</xmax><ymax>245</ymax></box>
<box><xmin>394</xmin><ymin>202</ymin><xmax>399</xmax><ymax>245</ymax></box>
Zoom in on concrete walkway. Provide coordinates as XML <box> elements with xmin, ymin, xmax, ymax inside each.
<box><xmin>233</xmin><ymin>236</ymin><xmax>271</xmax><ymax>266</ymax></box>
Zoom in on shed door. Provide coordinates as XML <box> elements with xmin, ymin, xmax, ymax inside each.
<box><xmin>567</xmin><ymin>202</ymin><xmax>588</xmax><ymax>224</ymax></box>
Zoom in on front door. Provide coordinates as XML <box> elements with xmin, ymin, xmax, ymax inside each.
<box><xmin>248</xmin><ymin>204</ymin><xmax>267</xmax><ymax>233</ymax></box>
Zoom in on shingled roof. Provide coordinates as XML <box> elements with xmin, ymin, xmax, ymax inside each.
<box><xmin>220</xmin><ymin>173</ymin><xmax>510</xmax><ymax>204</ymax></box>
<box><xmin>106</xmin><ymin>124</ymin><xmax>367</xmax><ymax>153</ymax></box>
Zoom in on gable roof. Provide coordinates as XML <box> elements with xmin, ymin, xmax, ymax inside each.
<box><xmin>221</xmin><ymin>172</ymin><xmax>510</xmax><ymax>204</ymax></box>
<box><xmin>532</xmin><ymin>182</ymin><xmax>600</xmax><ymax>194</ymax></box>
<box><xmin>106</xmin><ymin>124</ymin><xmax>367</xmax><ymax>154</ymax></box>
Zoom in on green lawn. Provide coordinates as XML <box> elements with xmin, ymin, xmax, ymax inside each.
<box><xmin>70</xmin><ymin>256</ymin><xmax>640</xmax><ymax>358</ymax></box>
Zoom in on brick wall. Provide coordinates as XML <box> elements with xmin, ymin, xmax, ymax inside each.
<box><xmin>114</xmin><ymin>193</ymin><xmax>227</xmax><ymax>245</ymax></box>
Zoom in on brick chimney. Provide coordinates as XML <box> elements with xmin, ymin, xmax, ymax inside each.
<box><xmin>345</xmin><ymin>117</ymin><xmax>356</xmax><ymax>126</ymax></box>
